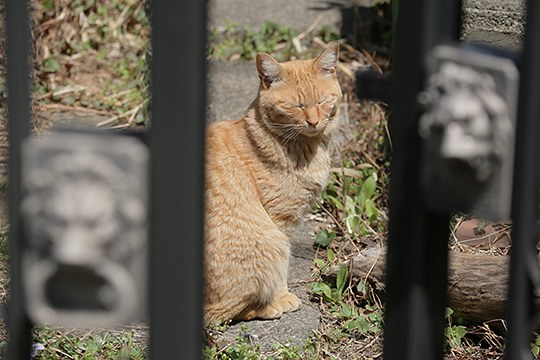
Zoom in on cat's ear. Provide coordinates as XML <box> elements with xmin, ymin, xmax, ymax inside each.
<box><xmin>314</xmin><ymin>43</ymin><xmax>339</xmax><ymax>77</ymax></box>
<box><xmin>256</xmin><ymin>53</ymin><xmax>283</xmax><ymax>88</ymax></box>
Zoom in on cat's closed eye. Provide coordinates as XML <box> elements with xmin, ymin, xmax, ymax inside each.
<box><xmin>319</xmin><ymin>95</ymin><xmax>339</xmax><ymax>105</ymax></box>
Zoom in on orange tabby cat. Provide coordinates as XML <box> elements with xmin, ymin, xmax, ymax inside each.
<box><xmin>204</xmin><ymin>43</ymin><xmax>342</xmax><ymax>326</ymax></box>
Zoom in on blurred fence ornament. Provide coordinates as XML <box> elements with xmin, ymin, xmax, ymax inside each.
<box><xmin>419</xmin><ymin>61</ymin><xmax>513</xmax><ymax>182</ymax></box>
<box><xmin>417</xmin><ymin>45</ymin><xmax>518</xmax><ymax>220</ymax></box>
<box><xmin>21</xmin><ymin>129</ymin><xmax>149</xmax><ymax>327</ymax></box>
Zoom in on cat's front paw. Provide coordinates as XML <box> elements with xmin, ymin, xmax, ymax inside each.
<box><xmin>278</xmin><ymin>292</ymin><xmax>301</xmax><ymax>314</ymax></box>
<box><xmin>242</xmin><ymin>293</ymin><xmax>301</xmax><ymax>321</ymax></box>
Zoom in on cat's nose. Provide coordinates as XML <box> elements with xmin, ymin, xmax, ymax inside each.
<box><xmin>305</xmin><ymin>110</ymin><xmax>319</xmax><ymax>128</ymax></box>
<box><xmin>306</xmin><ymin>119</ymin><xmax>318</xmax><ymax>128</ymax></box>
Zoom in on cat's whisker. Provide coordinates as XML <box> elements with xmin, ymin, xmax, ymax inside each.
<box><xmin>268</xmin><ymin>123</ymin><xmax>298</xmax><ymax>130</ymax></box>
<box><xmin>266</xmin><ymin>123</ymin><xmax>304</xmax><ymax>144</ymax></box>
<box><xmin>282</xmin><ymin>128</ymin><xmax>301</xmax><ymax>144</ymax></box>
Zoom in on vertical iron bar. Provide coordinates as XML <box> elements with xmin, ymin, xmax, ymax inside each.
<box><xmin>149</xmin><ymin>0</ymin><xmax>206</xmax><ymax>359</ymax></box>
<box><xmin>422</xmin><ymin>0</ymin><xmax>462</xmax><ymax>50</ymax></box>
<box><xmin>4</xmin><ymin>0</ymin><xmax>32</xmax><ymax>359</ymax></box>
<box><xmin>505</xmin><ymin>0</ymin><xmax>540</xmax><ymax>358</ymax></box>
<box><xmin>383</xmin><ymin>0</ymin><xmax>461</xmax><ymax>359</ymax></box>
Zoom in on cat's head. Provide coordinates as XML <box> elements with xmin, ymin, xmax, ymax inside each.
<box><xmin>255</xmin><ymin>43</ymin><xmax>342</xmax><ymax>141</ymax></box>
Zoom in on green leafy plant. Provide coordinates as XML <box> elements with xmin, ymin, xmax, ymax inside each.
<box><xmin>311</xmin><ymin>255</ymin><xmax>348</xmax><ymax>303</ymax></box>
<box><xmin>41</xmin><ymin>57</ymin><xmax>60</xmax><ymax>73</ymax></box>
<box><xmin>312</xmin><ymin>248</ymin><xmax>383</xmax><ymax>336</ymax></box>
<box><xmin>33</xmin><ymin>327</ymin><xmax>147</xmax><ymax>359</ymax></box>
<box><xmin>339</xmin><ymin>303</ymin><xmax>383</xmax><ymax>336</ymax></box>
<box><xmin>317</xmin><ymin>167</ymin><xmax>384</xmax><ymax>247</ymax></box>
<box><xmin>208</xmin><ymin>20</ymin><xmax>342</xmax><ymax>62</ymax></box>
<box><xmin>311</xmin><ymin>260</ymin><xmax>383</xmax><ymax>339</ymax></box>
<box><xmin>318</xmin><ymin>25</ymin><xmax>342</xmax><ymax>44</ymax></box>
<box><xmin>269</xmin><ymin>342</ymin><xmax>303</xmax><ymax>359</ymax></box>
<box><xmin>343</xmin><ymin>172</ymin><xmax>379</xmax><ymax>234</ymax></box>
<box><xmin>208</xmin><ymin>21</ymin><xmax>296</xmax><ymax>61</ymax></box>
<box><xmin>314</xmin><ymin>229</ymin><xmax>336</xmax><ymax>247</ymax></box>
<box><xmin>203</xmin><ymin>324</ymin><xmax>318</xmax><ymax>360</ymax></box>
<box><xmin>203</xmin><ymin>324</ymin><xmax>263</xmax><ymax>360</ymax></box>
<box><xmin>531</xmin><ymin>332</ymin><xmax>540</xmax><ymax>357</ymax></box>
<box><xmin>444</xmin><ymin>307</ymin><xmax>467</xmax><ymax>349</ymax></box>
<box><xmin>32</xmin><ymin>0</ymin><xmax>150</xmax><ymax>127</ymax></box>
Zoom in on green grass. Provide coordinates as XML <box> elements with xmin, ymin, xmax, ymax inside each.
<box><xmin>32</xmin><ymin>327</ymin><xmax>147</xmax><ymax>359</ymax></box>
<box><xmin>208</xmin><ymin>20</ymin><xmax>342</xmax><ymax>62</ymax></box>
<box><xmin>204</xmin><ymin>324</ymin><xmax>320</xmax><ymax>360</ymax></box>
<box><xmin>32</xmin><ymin>0</ymin><xmax>150</xmax><ymax>127</ymax></box>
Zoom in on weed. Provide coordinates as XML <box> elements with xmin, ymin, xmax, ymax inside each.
<box><xmin>306</xmin><ymin>100</ymin><xmax>389</xmax><ymax>357</ymax></box>
<box><xmin>313</xmin><ymin>281</ymin><xmax>383</xmax><ymax>338</ymax></box>
<box><xmin>208</xmin><ymin>20</ymin><xmax>342</xmax><ymax>62</ymax></box>
<box><xmin>316</xmin><ymin>165</ymin><xmax>385</xmax><ymax>248</ymax></box>
<box><xmin>32</xmin><ymin>0</ymin><xmax>150</xmax><ymax>127</ymax></box>
<box><xmin>318</xmin><ymin>25</ymin><xmax>342</xmax><ymax>44</ymax></box>
<box><xmin>311</xmin><ymin>247</ymin><xmax>384</xmax><ymax>348</ymax></box>
<box><xmin>339</xmin><ymin>303</ymin><xmax>383</xmax><ymax>336</ymax></box>
<box><xmin>203</xmin><ymin>324</ymin><xmax>318</xmax><ymax>360</ymax></box>
<box><xmin>208</xmin><ymin>21</ymin><xmax>297</xmax><ymax>61</ymax></box>
<box><xmin>532</xmin><ymin>333</ymin><xmax>540</xmax><ymax>357</ymax></box>
<box><xmin>314</xmin><ymin>229</ymin><xmax>337</xmax><ymax>247</ymax></box>
<box><xmin>444</xmin><ymin>307</ymin><xmax>468</xmax><ymax>349</ymax></box>
<box><xmin>32</xmin><ymin>327</ymin><xmax>147</xmax><ymax>360</ymax></box>
<box><xmin>204</xmin><ymin>324</ymin><xmax>262</xmax><ymax>360</ymax></box>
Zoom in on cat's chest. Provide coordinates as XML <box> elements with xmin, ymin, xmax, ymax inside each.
<box><xmin>280</xmin><ymin>161</ymin><xmax>329</xmax><ymax>198</ymax></box>
<box><xmin>256</xmin><ymin>150</ymin><xmax>330</xmax><ymax>227</ymax></box>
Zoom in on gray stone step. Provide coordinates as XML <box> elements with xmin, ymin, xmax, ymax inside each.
<box><xmin>208</xmin><ymin>0</ymin><xmax>347</xmax><ymax>32</ymax></box>
<box><xmin>463</xmin><ymin>0</ymin><xmax>524</xmax><ymax>50</ymax></box>
<box><xmin>206</xmin><ymin>61</ymin><xmax>258</xmax><ymax>123</ymax></box>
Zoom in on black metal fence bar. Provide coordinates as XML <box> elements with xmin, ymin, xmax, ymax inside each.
<box><xmin>505</xmin><ymin>0</ymin><xmax>540</xmax><ymax>358</ymax></box>
<box><xmin>383</xmin><ymin>0</ymin><xmax>461</xmax><ymax>359</ymax></box>
<box><xmin>5</xmin><ymin>0</ymin><xmax>32</xmax><ymax>358</ymax></box>
<box><xmin>149</xmin><ymin>0</ymin><xmax>206</xmax><ymax>358</ymax></box>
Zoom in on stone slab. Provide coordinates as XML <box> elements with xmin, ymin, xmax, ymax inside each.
<box><xmin>462</xmin><ymin>0</ymin><xmax>525</xmax><ymax>50</ymax></box>
<box><xmin>206</xmin><ymin>61</ymin><xmax>258</xmax><ymax>123</ymax></box>
<box><xmin>208</xmin><ymin>0</ymin><xmax>349</xmax><ymax>32</ymax></box>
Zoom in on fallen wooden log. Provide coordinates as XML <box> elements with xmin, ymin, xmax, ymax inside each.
<box><xmin>337</xmin><ymin>244</ymin><xmax>539</xmax><ymax>327</ymax></box>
